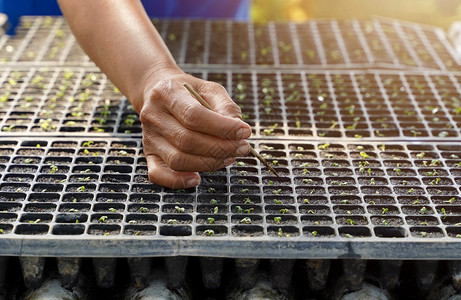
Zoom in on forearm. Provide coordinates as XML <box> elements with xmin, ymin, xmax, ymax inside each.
<box><xmin>57</xmin><ymin>0</ymin><xmax>179</xmax><ymax>111</ymax></box>
<box><xmin>58</xmin><ymin>0</ymin><xmax>251</xmax><ymax>189</ymax></box>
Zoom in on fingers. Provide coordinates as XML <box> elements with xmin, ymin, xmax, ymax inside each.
<box><xmin>145</xmin><ymin>154</ymin><xmax>201</xmax><ymax>189</ymax></box>
<box><xmin>143</xmin><ymin>133</ymin><xmax>236</xmax><ymax>172</ymax></box>
<box><xmin>169</xmin><ymin>98</ymin><xmax>251</xmax><ymax>140</ymax></box>
<box><xmin>150</xmin><ymin>114</ymin><xmax>250</xmax><ymax>157</ymax></box>
<box><xmin>198</xmin><ymin>83</ymin><xmax>244</xmax><ymax>119</ymax></box>
<box><xmin>160</xmin><ymin>80</ymin><xmax>251</xmax><ymax>140</ymax></box>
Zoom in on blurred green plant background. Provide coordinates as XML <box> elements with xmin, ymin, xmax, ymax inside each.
<box><xmin>252</xmin><ymin>0</ymin><xmax>461</xmax><ymax>29</ymax></box>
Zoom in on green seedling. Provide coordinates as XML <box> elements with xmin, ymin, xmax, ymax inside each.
<box><xmin>273</xmin><ymin>189</ymin><xmax>282</xmax><ymax>195</ymax></box>
<box><xmin>445</xmin><ymin>198</ymin><xmax>456</xmax><ymax>204</ymax></box>
<box><xmin>82</xmin><ymin>141</ymin><xmax>94</xmax><ymax>147</ymax></box>
<box><xmin>240</xmin><ymin>217</ymin><xmax>252</xmax><ymax>224</ymax></box>
<box><xmin>278</xmin><ymin>228</ymin><xmax>283</xmax><ymax>237</ymax></box>
<box><xmin>359</xmin><ymin>152</ymin><xmax>370</xmax><ymax>159</ymax></box>
<box><xmin>78</xmin><ymin>177</ymin><xmax>91</xmax><ymax>182</ymax></box>
<box><xmin>244</xmin><ymin>197</ymin><xmax>253</xmax><ymax>204</ymax></box>
<box><xmin>346</xmin><ymin>219</ymin><xmax>356</xmax><ymax>225</ymax></box>
<box><xmin>174</xmin><ymin>206</ymin><xmax>185</xmax><ymax>213</ymax></box>
<box><xmin>426</xmin><ymin>170</ymin><xmax>437</xmax><ymax>176</ymax></box>
<box><xmin>416</xmin><ymin>152</ymin><xmax>425</xmax><ymax>159</ymax></box>
<box><xmin>244</xmin><ymin>208</ymin><xmax>254</xmax><ymax>214</ymax></box>
<box><xmin>98</xmin><ymin>216</ymin><xmax>108</xmax><ymax>223</ymax></box>
<box><xmin>203</xmin><ymin>229</ymin><xmax>215</xmax><ymax>236</ymax></box>
<box><xmin>273</xmin><ymin>199</ymin><xmax>282</xmax><ymax>204</ymax></box>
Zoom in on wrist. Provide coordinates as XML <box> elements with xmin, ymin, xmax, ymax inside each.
<box><xmin>129</xmin><ymin>62</ymin><xmax>184</xmax><ymax>113</ymax></box>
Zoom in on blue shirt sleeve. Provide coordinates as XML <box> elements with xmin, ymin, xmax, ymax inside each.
<box><xmin>141</xmin><ymin>0</ymin><xmax>250</xmax><ymax>20</ymax></box>
<box><xmin>1</xmin><ymin>0</ymin><xmax>251</xmax><ymax>34</ymax></box>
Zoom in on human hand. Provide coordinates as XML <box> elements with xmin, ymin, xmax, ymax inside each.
<box><xmin>137</xmin><ymin>69</ymin><xmax>251</xmax><ymax>189</ymax></box>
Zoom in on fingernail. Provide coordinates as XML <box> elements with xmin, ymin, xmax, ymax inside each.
<box><xmin>236</xmin><ymin>142</ymin><xmax>250</xmax><ymax>156</ymax></box>
<box><xmin>185</xmin><ymin>177</ymin><xmax>201</xmax><ymax>188</ymax></box>
<box><xmin>224</xmin><ymin>157</ymin><xmax>236</xmax><ymax>166</ymax></box>
<box><xmin>236</xmin><ymin>127</ymin><xmax>251</xmax><ymax>139</ymax></box>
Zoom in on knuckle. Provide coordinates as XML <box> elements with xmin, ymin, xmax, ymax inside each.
<box><xmin>214</xmin><ymin>96</ymin><xmax>242</xmax><ymax>118</ymax></box>
<box><xmin>165</xmin><ymin>150</ymin><xmax>187</xmax><ymax>171</ymax></box>
<box><xmin>140</xmin><ymin>87</ymin><xmax>167</xmax><ymax>125</ymax></box>
<box><xmin>224</xmin><ymin>102</ymin><xmax>242</xmax><ymax>116</ymax></box>
<box><xmin>207</xmin><ymin>81</ymin><xmax>226</xmax><ymax>92</ymax></box>
<box><xmin>181</xmin><ymin>104</ymin><xmax>200</xmax><ymax>128</ymax></box>
<box><xmin>139</xmin><ymin>105</ymin><xmax>152</xmax><ymax>124</ymax></box>
<box><xmin>141</xmin><ymin>77</ymin><xmax>174</xmax><ymax>110</ymax></box>
<box><xmin>139</xmin><ymin>109</ymin><xmax>161</xmax><ymax>134</ymax></box>
<box><xmin>174</xmin><ymin>130</ymin><xmax>194</xmax><ymax>153</ymax></box>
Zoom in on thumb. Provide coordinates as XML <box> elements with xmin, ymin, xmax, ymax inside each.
<box><xmin>199</xmin><ymin>83</ymin><xmax>245</xmax><ymax>120</ymax></box>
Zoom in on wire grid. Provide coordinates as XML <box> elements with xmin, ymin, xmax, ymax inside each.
<box><xmin>0</xmin><ymin>16</ymin><xmax>459</xmax><ymax>71</ymax></box>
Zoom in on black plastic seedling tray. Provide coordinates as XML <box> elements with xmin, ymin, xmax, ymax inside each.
<box><xmin>0</xmin><ymin>137</ymin><xmax>460</xmax><ymax>260</ymax></box>
<box><xmin>0</xmin><ymin>67</ymin><xmax>131</xmax><ymax>135</ymax></box>
<box><xmin>0</xmin><ymin>17</ymin><xmax>91</xmax><ymax>65</ymax></box>
<box><xmin>0</xmin><ymin>16</ymin><xmax>459</xmax><ymax>71</ymax></box>
<box><xmin>2</xmin><ymin>67</ymin><xmax>461</xmax><ymax>141</ymax></box>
